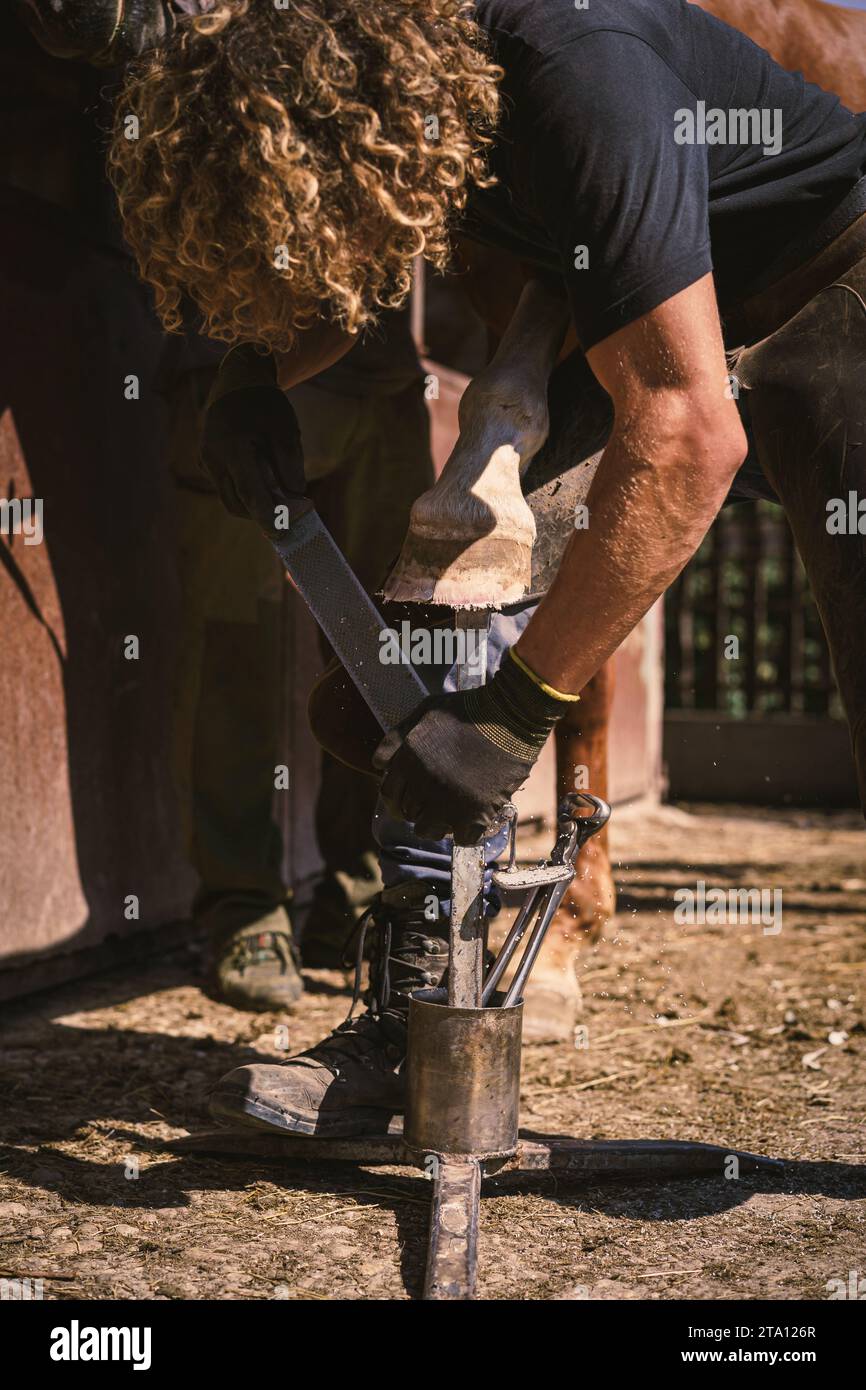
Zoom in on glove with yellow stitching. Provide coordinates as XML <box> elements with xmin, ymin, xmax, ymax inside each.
<box><xmin>374</xmin><ymin>649</ymin><xmax>578</xmax><ymax>845</ymax></box>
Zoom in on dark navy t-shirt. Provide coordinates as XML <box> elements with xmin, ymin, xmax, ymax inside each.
<box><xmin>465</xmin><ymin>0</ymin><xmax>866</xmax><ymax>349</ymax></box>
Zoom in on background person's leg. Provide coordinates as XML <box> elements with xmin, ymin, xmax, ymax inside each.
<box><xmin>167</xmin><ymin>366</ymin><xmax>302</xmax><ymax>1009</ymax></box>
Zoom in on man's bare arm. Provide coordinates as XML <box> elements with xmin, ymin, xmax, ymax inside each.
<box><xmin>515</xmin><ymin>273</ymin><xmax>747</xmax><ymax>694</ymax></box>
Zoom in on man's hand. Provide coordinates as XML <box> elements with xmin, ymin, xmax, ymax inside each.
<box><xmin>200</xmin><ymin>345</ymin><xmax>307</xmax><ymax>534</ymax></box>
<box><xmin>14</xmin><ymin>0</ymin><xmax>175</xmax><ymax>65</ymax></box>
<box><xmin>374</xmin><ymin>649</ymin><xmax>576</xmax><ymax>843</ymax></box>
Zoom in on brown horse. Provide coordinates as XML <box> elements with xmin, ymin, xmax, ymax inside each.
<box><xmin>455</xmin><ymin>0</ymin><xmax>866</xmax><ymax>1036</ymax></box>
<box><xmin>699</xmin><ymin>0</ymin><xmax>866</xmax><ymax>111</ymax></box>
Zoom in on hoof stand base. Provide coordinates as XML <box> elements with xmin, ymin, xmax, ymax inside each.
<box><xmin>175</xmin><ymin>1128</ymin><xmax>782</xmax><ymax>1301</ymax></box>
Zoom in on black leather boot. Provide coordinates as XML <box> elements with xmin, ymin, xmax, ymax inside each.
<box><xmin>209</xmin><ymin>882</ymin><xmax>450</xmax><ymax>1137</ymax></box>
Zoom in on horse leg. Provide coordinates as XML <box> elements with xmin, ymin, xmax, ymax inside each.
<box><xmin>520</xmin><ymin>659</ymin><xmax>616</xmax><ymax>1042</ymax></box>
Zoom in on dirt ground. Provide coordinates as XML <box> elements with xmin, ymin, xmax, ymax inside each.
<box><xmin>1</xmin><ymin>801</ymin><xmax>864</xmax><ymax>1301</ymax></box>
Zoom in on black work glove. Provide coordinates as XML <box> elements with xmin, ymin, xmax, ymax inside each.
<box><xmin>374</xmin><ymin>649</ymin><xmax>578</xmax><ymax>845</ymax></box>
<box><xmin>200</xmin><ymin>345</ymin><xmax>307</xmax><ymax>537</ymax></box>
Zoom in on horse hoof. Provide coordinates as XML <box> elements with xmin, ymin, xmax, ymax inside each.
<box><xmin>520</xmin><ymin>937</ymin><xmax>583</xmax><ymax>1043</ymax></box>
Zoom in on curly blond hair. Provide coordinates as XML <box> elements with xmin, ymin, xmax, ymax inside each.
<box><xmin>108</xmin><ymin>0</ymin><xmax>501</xmax><ymax>352</ymax></box>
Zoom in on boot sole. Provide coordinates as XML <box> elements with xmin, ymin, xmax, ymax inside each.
<box><xmin>209</xmin><ymin>1086</ymin><xmax>397</xmax><ymax>1139</ymax></box>
<box><xmin>212</xmin><ymin>989</ymin><xmax>303</xmax><ymax>1014</ymax></box>
<box><xmin>204</xmin><ymin>973</ymin><xmax>304</xmax><ymax>1014</ymax></box>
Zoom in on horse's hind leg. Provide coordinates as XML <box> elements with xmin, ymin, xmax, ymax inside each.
<box><xmin>520</xmin><ymin>660</ymin><xmax>616</xmax><ymax>1043</ymax></box>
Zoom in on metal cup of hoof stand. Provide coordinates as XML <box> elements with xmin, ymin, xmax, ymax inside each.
<box><xmin>405</xmin><ymin>988</ymin><xmax>523</xmax><ymax>1160</ymax></box>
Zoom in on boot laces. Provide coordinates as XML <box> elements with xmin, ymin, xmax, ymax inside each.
<box><xmin>299</xmin><ymin>1012</ymin><xmax>398</xmax><ymax>1078</ymax></box>
<box><xmin>341</xmin><ymin>900</ymin><xmax>446</xmax><ymax>1023</ymax></box>
<box><xmin>298</xmin><ymin>896</ymin><xmax>447</xmax><ymax>1078</ymax></box>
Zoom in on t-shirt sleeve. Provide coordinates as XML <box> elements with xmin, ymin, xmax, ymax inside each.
<box><xmin>524</xmin><ymin>30</ymin><xmax>713</xmax><ymax>350</ymax></box>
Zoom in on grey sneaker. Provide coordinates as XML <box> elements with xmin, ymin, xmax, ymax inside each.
<box><xmin>207</xmin><ymin>904</ymin><xmax>304</xmax><ymax>1013</ymax></box>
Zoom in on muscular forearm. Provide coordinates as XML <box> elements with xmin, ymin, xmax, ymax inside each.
<box><xmin>515</xmin><ymin>406</ymin><xmax>746</xmax><ymax>694</ymax></box>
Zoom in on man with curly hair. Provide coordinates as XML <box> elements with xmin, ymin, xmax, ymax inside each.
<box><xmin>104</xmin><ymin>0</ymin><xmax>866</xmax><ymax>1137</ymax></box>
